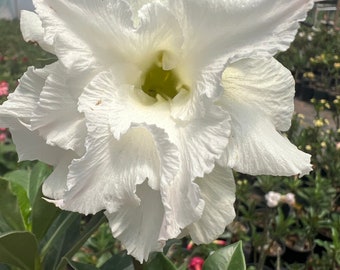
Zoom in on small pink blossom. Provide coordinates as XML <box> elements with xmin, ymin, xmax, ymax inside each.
<box><xmin>186</xmin><ymin>240</ymin><xmax>194</xmax><ymax>251</ymax></box>
<box><xmin>0</xmin><ymin>127</ymin><xmax>6</xmax><ymax>131</ymax></box>
<box><xmin>213</xmin><ymin>239</ymin><xmax>227</xmax><ymax>246</ymax></box>
<box><xmin>189</xmin><ymin>256</ymin><xmax>205</xmax><ymax>270</ymax></box>
<box><xmin>0</xmin><ymin>81</ymin><xmax>9</xmax><ymax>96</ymax></box>
<box><xmin>0</xmin><ymin>133</ymin><xmax>7</xmax><ymax>143</ymax></box>
<box><xmin>265</xmin><ymin>191</ymin><xmax>282</xmax><ymax>208</ymax></box>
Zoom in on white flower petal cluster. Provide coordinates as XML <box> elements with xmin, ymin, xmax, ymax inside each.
<box><xmin>265</xmin><ymin>191</ymin><xmax>296</xmax><ymax>207</ymax></box>
<box><xmin>265</xmin><ymin>191</ymin><xmax>283</xmax><ymax>208</ymax></box>
<box><xmin>0</xmin><ymin>0</ymin><xmax>313</xmax><ymax>262</ymax></box>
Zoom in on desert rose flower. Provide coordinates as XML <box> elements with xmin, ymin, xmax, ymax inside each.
<box><xmin>265</xmin><ymin>191</ymin><xmax>282</xmax><ymax>208</ymax></box>
<box><xmin>189</xmin><ymin>256</ymin><xmax>205</xmax><ymax>270</ymax></box>
<box><xmin>0</xmin><ymin>0</ymin><xmax>313</xmax><ymax>262</ymax></box>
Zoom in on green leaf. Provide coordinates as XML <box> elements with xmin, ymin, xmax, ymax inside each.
<box><xmin>0</xmin><ymin>231</ymin><xmax>39</xmax><ymax>270</ymax></box>
<box><xmin>2</xmin><ymin>170</ymin><xmax>32</xmax><ymax>230</ymax></box>
<box><xmin>28</xmin><ymin>162</ymin><xmax>52</xmax><ymax>205</ymax></box>
<box><xmin>0</xmin><ymin>179</ymin><xmax>25</xmax><ymax>233</ymax></box>
<box><xmin>9</xmin><ymin>183</ymin><xmax>31</xmax><ymax>230</ymax></box>
<box><xmin>41</xmin><ymin>212</ymin><xmax>81</xmax><ymax>270</ymax></box>
<box><xmin>3</xmin><ymin>170</ymin><xmax>30</xmax><ymax>191</ymax></box>
<box><xmin>203</xmin><ymin>241</ymin><xmax>246</xmax><ymax>270</ymax></box>
<box><xmin>0</xmin><ymin>143</ymin><xmax>16</xmax><ymax>154</ymax></box>
<box><xmin>57</xmin><ymin>212</ymin><xmax>106</xmax><ymax>270</ymax></box>
<box><xmin>66</xmin><ymin>259</ymin><xmax>99</xmax><ymax>270</ymax></box>
<box><xmin>144</xmin><ymin>253</ymin><xmax>176</xmax><ymax>270</ymax></box>
<box><xmin>31</xmin><ymin>187</ymin><xmax>61</xmax><ymax>241</ymax></box>
<box><xmin>101</xmin><ymin>252</ymin><xmax>132</xmax><ymax>270</ymax></box>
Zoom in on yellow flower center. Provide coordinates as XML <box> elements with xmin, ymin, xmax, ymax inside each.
<box><xmin>141</xmin><ymin>52</ymin><xmax>188</xmax><ymax>100</ymax></box>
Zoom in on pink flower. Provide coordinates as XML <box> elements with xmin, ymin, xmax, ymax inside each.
<box><xmin>0</xmin><ymin>133</ymin><xmax>7</xmax><ymax>143</ymax></box>
<box><xmin>189</xmin><ymin>256</ymin><xmax>205</xmax><ymax>270</ymax></box>
<box><xmin>0</xmin><ymin>81</ymin><xmax>9</xmax><ymax>96</ymax></box>
<box><xmin>0</xmin><ymin>127</ymin><xmax>6</xmax><ymax>131</ymax></box>
<box><xmin>265</xmin><ymin>191</ymin><xmax>282</xmax><ymax>208</ymax></box>
<box><xmin>186</xmin><ymin>240</ymin><xmax>195</xmax><ymax>251</ymax></box>
<box><xmin>213</xmin><ymin>239</ymin><xmax>227</xmax><ymax>246</ymax></box>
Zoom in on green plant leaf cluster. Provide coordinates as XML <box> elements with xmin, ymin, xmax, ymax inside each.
<box><xmin>0</xmin><ymin>162</ymin><xmax>110</xmax><ymax>270</ymax></box>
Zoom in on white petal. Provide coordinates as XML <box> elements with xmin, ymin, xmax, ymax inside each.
<box><xmin>177</xmin><ymin>103</ymin><xmax>231</xmax><ymax>178</ymax></box>
<box><xmin>170</xmin><ymin>0</ymin><xmax>313</xmax><ymax>98</ymax></box>
<box><xmin>34</xmin><ymin>0</ymin><xmax>135</xmax><ymax>70</ymax></box>
<box><xmin>0</xmin><ymin>63</ymin><xmax>68</xmax><ymax>165</ymax></box>
<box><xmin>81</xmin><ymin>70</ymin><xmax>230</xmax><ymax>179</ymax></box>
<box><xmin>188</xmin><ymin>165</ymin><xmax>235</xmax><ymax>244</ymax></box>
<box><xmin>20</xmin><ymin>10</ymin><xmax>54</xmax><ymax>53</ymax></box>
<box><xmin>61</xmin><ymin>124</ymin><xmax>179</xmax><ymax>215</ymax></box>
<box><xmin>220</xmin><ymin>57</ymin><xmax>312</xmax><ymax>176</ymax></box>
<box><xmin>222</xmin><ymin>57</ymin><xmax>295</xmax><ymax>131</ymax></box>
<box><xmin>9</xmin><ymin>126</ymin><xmax>65</xmax><ymax>165</ymax></box>
<box><xmin>105</xmin><ymin>181</ymin><xmax>165</xmax><ymax>263</ymax></box>
<box><xmin>124</xmin><ymin>0</ymin><xmax>168</xmax><ymax>26</ymax></box>
<box><xmin>31</xmin><ymin>64</ymin><xmax>86</xmax><ymax>155</ymax></box>
<box><xmin>178</xmin><ymin>0</ymin><xmax>313</xmax><ymax>60</ymax></box>
<box><xmin>221</xmin><ymin>102</ymin><xmax>312</xmax><ymax>176</ymax></box>
<box><xmin>0</xmin><ymin>65</ymin><xmax>51</xmax><ymax>128</ymax></box>
<box><xmin>134</xmin><ymin>2</ymin><xmax>183</xmax><ymax>68</ymax></box>
<box><xmin>80</xmin><ymin>70</ymin><xmax>216</xmax><ymax>239</ymax></box>
<box><xmin>80</xmin><ymin>69</ymin><xmax>174</xmax><ymax>142</ymax></box>
<box><xmin>160</xmin><ymin>167</ymin><xmax>205</xmax><ymax>240</ymax></box>
<box><xmin>53</xmin><ymin>32</ymin><xmax>99</xmax><ymax>73</ymax></box>
<box><xmin>42</xmin><ymin>152</ymin><xmax>75</xmax><ymax>200</ymax></box>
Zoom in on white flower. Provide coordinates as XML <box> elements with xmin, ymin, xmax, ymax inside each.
<box><xmin>265</xmin><ymin>191</ymin><xmax>282</xmax><ymax>208</ymax></box>
<box><xmin>0</xmin><ymin>0</ymin><xmax>313</xmax><ymax>262</ymax></box>
<box><xmin>282</xmin><ymin>192</ymin><xmax>296</xmax><ymax>206</ymax></box>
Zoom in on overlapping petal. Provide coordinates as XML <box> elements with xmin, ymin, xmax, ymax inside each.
<box><xmin>188</xmin><ymin>165</ymin><xmax>235</xmax><ymax>244</ymax></box>
<box><xmin>42</xmin><ymin>152</ymin><xmax>76</xmax><ymax>200</ymax></box>
<box><xmin>60</xmin><ymin>123</ymin><xmax>179</xmax><ymax>215</ymax></box>
<box><xmin>159</xmin><ymin>165</ymin><xmax>204</xmax><ymax>241</ymax></box>
<box><xmin>0</xmin><ymin>65</ymin><xmax>51</xmax><ymax>128</ymax></box>
<box><xmin>222</xmin><ymin>58</ymin><xmax>295</xmax><ymax>131</ymax></box>
<box><xmin>10</xmin><ymin>126</ymin><xmax>65</xmax><ymax>165</ymax></box>
<box><xmin>20</xmin><ymin>10</ymin><xmax>54</xmax><ymax>53</ymax></box>
<box><xmin>0</xmin><ymin>64</ymin><xmax>67</xmax><ymax>165</ymax></box>
<box><xmin>32</xmin><ymin>0</ymin><xmax>131</xmax><ymax>71</ymax></box>
<box><xmin>169</xmin><ymin>0</ymin><xmax>314</xmax><ymax>99</ymax></box>
<box><xmin>31</xmin><ymin>63</ymin><xmax>87</xmax><ymax>155</ymax></box>
<box><xmin>105</xmin><ymin>182</ymin><xmax>165</xmax><ymax>262</ymax></box>
<box><xmin>78</xmin><ymin>65</ymin><xmax>231</xmax><ymax>241</ymax></box>
<box><xmin>220</xmin><ymin>58</ymin><xmax>312</xmax><ymax>176</ymax></box>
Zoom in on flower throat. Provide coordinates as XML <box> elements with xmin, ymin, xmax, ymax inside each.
<box><xmin>141</xmin><ymin>53</ymin><xmax>180</xmax><ymax>100</ymax></box>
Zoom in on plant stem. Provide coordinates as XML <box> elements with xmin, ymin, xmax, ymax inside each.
<box><xmin>258</xmin><ymin>208</ymin><xmax>272</xmax><ymax>269</ymax></box>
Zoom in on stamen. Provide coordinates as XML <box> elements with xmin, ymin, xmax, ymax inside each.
<box><xmin>141</xmin><ymin>52</ymin><xmax>182</xmax><ymax>100</ymax></box>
